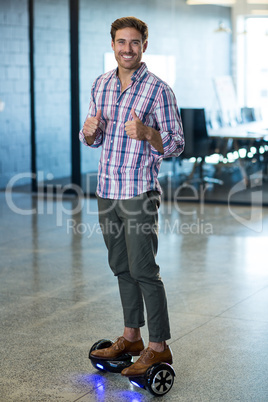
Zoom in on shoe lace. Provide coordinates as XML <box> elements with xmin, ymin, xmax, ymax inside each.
<box><xmin>112</xmin><ymin>336</ymin><xmax>124</xmax><ymax>351</ymax></box>
<box><xmin>139</xmin><ymin>347</ymin><xmax>154</xmax><ymax>363</ymax></box>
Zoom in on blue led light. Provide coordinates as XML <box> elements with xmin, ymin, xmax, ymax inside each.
<box><xmin>130</xmin><ymin>380</ymin><xmax>142</xmax><ymax>388</ymax></box>
<box><xmin>96</xmin><ymin>363</ymin><xmax>104</xmax><ymax>370</ymax></box>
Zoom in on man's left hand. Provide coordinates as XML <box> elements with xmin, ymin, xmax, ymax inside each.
<box><xmin>125</xmin><ymin>109</ymin><xmax>152</xmax><ymax>141</ymax></box>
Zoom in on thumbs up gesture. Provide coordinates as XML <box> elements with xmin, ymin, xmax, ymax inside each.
<box><xmin>125</xmin><ymin>108</ymin><xmax>164</xmax><ymax>154</ymax></box>
<box><xmin>83</xmin><ymin>109</ymin><xmax>102</xmax><ymax>145</ymax></box>
<box><xmin>125</xmin><ymin>108</ymin><xmax>148</xmax><ymax>141</ymax></box>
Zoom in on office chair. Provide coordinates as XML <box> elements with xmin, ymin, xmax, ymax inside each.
<box><xmin>180</xmin><ymin>108</ymin><xmax>223</xmax><ymax>186</ymax></box>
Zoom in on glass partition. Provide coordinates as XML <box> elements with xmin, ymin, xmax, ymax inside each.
<box><xmin>34</xmin><ymin>0</ymin><xmax>71</xmax><ymax>190</ymax></box>
<box><xmin>245</xmin><ymin>17</ymin><xmax>268</xmax><ymax>116</ymax></box>
<box><xmin>79</xmin><ymin>0</ymin><xmax>232</xmax><ymax>196</ymax></box>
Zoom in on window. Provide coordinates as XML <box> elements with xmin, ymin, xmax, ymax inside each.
<box><xmin>244</xmin><ymin>17</ymin><xmax>268</xmax><ymax>116</ymax></box>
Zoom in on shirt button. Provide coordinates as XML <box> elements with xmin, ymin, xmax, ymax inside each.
<box><xmin>113</xmin><ymin>121</ymin><xmax>116</xmax><ymax>124</ymax></box>
<box><xmin>106</xmin><ymin>175</ymin><xmax>109</xmax><ymax>178</ymax></box>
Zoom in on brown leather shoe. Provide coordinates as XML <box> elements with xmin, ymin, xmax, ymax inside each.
<box><xmin>90</xmin><ymin>336</ymin><xmax>145</xmax><ymax>360</ymax></box>
<box><xmin>121</xmin><ymin>346</ymin><xmax>173</xmax><ymax>377</ymax></box>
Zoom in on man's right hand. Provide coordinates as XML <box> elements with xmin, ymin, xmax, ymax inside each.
<box><xmin>83</xmin><ymin>109</ymin><xmax>102</xmax><ymax>145</ymax></box>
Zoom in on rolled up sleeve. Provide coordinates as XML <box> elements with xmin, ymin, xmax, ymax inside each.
<box><xmin>150</xmin><ymin>86</ymin><xmax>184</xmax><ymax>160</ymax></box>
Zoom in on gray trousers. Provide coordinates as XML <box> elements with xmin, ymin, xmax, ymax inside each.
<box><xmin>97</xmin><ymin>191</ymin><xmax>171</xmax><ymax>342</ymax></box>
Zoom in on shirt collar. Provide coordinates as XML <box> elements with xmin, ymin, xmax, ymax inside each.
<box><xmin>112</xmin><ymin>62</ymin><xmax>148</xmax><ymax>83</ymax></box>
<box><xmin>131</xmin><ymin>62</ymin><xmax>148</xmax><ymax>82</ymax></box>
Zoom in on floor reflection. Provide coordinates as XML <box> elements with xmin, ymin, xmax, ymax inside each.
<box><xmin>75</xmin><ymin>372</ymin><xmax>146</xmax><ymax>401</ymax></box>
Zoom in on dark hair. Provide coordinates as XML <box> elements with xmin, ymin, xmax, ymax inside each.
<box><xmin>110</xmin><ymin>17</ymin><xmax>148</xmax><ymax>43</ymax></box>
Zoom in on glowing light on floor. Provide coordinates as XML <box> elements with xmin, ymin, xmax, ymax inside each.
<box><xmin>130</xmin><ymin>380</ymin><xmax>142</xmax><ymax>388</ymax></box>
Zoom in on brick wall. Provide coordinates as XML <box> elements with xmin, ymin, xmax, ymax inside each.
<box><xmin>0</xmin><ymin>0</ymin><xmax>30</xmax><ymax>189</ymax></box>
<box><xmin>0</xmin><ymin>0</ymin><xmax>231</xmax><ymax>189</ymax></box>
<box><xmin>34</xmin><ymin>0</ymin><xmax>71</xmax><ymax>182</ymax></box>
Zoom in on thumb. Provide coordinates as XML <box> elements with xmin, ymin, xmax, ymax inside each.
<box><xmin>96</xmin><ymin>109</ymin><xmax>102</xmax><ymax>120</ymax></box>
<box><xmin>131</xmin><ymin>108</ymin><xmax>139</xmax><ymax>121</ymax></box>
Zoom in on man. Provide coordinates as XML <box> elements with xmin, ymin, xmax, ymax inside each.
<box><xmin>79</xmin><ymin>16</ymin><xmax>184</xmax><ymax>377</ymax></box>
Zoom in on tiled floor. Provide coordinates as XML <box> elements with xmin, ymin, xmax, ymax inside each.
<box><xmin>1</xmin><ymin>190</ymin><xmax>268</xmax><ymax>401</ymax></box>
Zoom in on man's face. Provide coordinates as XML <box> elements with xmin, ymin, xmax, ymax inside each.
<box><xmin>111</xmin><ymin>27</ymin><xmax>148</xmax><ymax>73</ymax></box>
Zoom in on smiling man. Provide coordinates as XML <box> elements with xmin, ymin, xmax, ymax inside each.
<box><xmin>79</xmin><ymin>17</ymin><xmax>184</xmax><ymax>377</ymax></box>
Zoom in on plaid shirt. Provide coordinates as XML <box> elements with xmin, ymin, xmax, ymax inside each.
<box><xmin>79</xmin><ymin>63</ymin><xmax>184</xmax><ymax>199</ymax></box>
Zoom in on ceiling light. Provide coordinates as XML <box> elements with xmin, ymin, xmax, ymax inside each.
<box><xmin>214</xmin><ymin>22</ymin><xmax>232</xmax><ymax>33</ymax></box>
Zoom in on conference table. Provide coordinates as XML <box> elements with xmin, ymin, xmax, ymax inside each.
<box><xmin>208</xmin><ymin>121</ymin><xmax>268</xmax><ymax>186</ymax></box>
